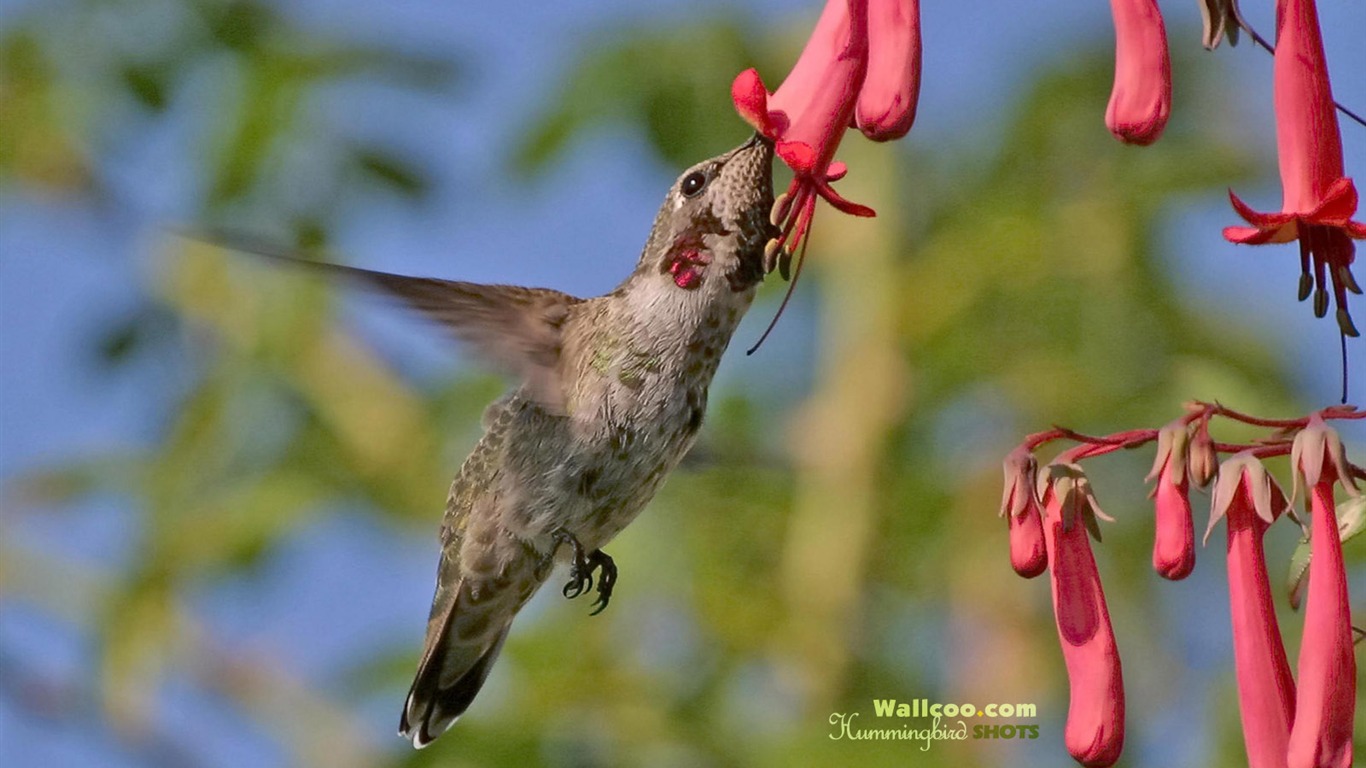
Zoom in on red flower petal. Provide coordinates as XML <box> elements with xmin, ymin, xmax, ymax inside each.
<box><xmin>1229</xmin><ymin>189</ymin><xmax>1296</xmax><ymax>229</ymax></box>
<box><xmin>776</xmin><ymin>140</ymin><xmax>819</xmax><ymax>175</ymax></box>
<box><xmin>1286</xmin><ymin>482</ymin><xmax>1356</xmax><ymax>768</ymax></box>
<box><xmin>768</xmin><ymin>0</ymin><xmax>868</xmax><ymax>178</ymax></box>
<box><xmin>1043</xmin><ymin>486</ymin><xmax>1126</xmax><ymax>768</ymax></box>
<box><xmin>1225</xmin><ymin>190</ymin><xmax>1301</xmax><ymax>244</ymax></box>
<box><xmin>1223</xmin><ymin>225</ymin><xmax>1282</xmax><ymax>245</ymax></box>
<box><xmin>1152</xmin><ymin>464</ymin><xmax>1194</xmax><ymax>580</ymax></box>
<box><xmin>815</xmin><ymin>178</ymin><xmax>877</xmax><ymax>217</ymax></box>
<box><xmin>1105</xmin><ymin>0</ymin><xmax>1171</xmax><ymax>145</ymax></box>
<box><xmin>1222</xmin><ymin>477</ymin><xmax>1297</xmax><ymax>768</ymax></box>
<box><xmin>1303</xmin><ymin>177</ymin><xmax>1359</xmax><ymax>227</ymax></box>
<box><xmin>731</xmin><ymin>68</ymin><xmax>775</xmax><ymax>137</ymax></box>
<box><xmin>1272</xmin><ymin>0</ymin><xmax>1346</xmax><ymax>215</ymax></box>
<box><xmin>856</xmin><ymin>0</ymin><xmax>921</xmax><ymax>141</ymax></box>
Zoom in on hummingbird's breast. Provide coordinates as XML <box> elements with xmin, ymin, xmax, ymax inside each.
<box><xmin>516</xmin><ymin>291</ymin><xmax>753</xmax><ymax>552</ymax></box>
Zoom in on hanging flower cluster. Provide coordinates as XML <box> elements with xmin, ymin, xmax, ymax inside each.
<box><xmin>732</xmin><ymin>0</ymin><xmax>1360</xmax><ymax>363</ymax></box>
<box><xmin>733</xmin><ymin>1</ymin><xmax>1365</xmax><ymax>767</ymax></box>
<box><xmin>1000</xmin><ymin>403</ymin><xmax>1363</xmax><ymax>767</ymax></box>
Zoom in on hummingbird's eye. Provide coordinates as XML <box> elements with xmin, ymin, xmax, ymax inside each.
<box><xmin>680</xmin><ymin>170</ymin><xmax>708</xmax><ymax>198</ymax></box>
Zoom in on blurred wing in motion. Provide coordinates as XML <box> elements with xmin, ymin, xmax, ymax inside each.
<box><xmin>191</xmin><ymin>230</ymin><xmax>582</xmax><ymax>411</ymax></box>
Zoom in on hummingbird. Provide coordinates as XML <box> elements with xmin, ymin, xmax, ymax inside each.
<box><xmin>202</xmin><ymin>134</ymin><xmax>778</xmax><ymax>747</ymax></box>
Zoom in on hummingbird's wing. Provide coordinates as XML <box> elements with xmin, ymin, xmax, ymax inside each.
<box><xmin>191</xmin><ymin>230</ymin><xmax>582</xmax><ymax>412</ymax></box>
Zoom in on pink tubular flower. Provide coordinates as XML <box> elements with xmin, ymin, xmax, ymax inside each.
<box><xmin>1146</xmin><ymin>421</ymin><xmax>1194</xmax><ymax>579</ymax></box>
<box><xmin>1206</xmin><ymin>453</ymin><xmax>1296</xmax><ymax>768</ymax></box>
<box><xmin>1038</xmin><ymin>463</ymin><xmax>1125</xmax><ymax>767</ymax></box>
<box><xmin>856</xmin><ymin>0</ymin><xmax>921</xmax><ymax>141</ymax></box>
<box><xmin>732</xmin><ymin>0</ymin><xmax>920</xmax><ymax>276</ymax></box>
<box><xmin>1223</xmin><ymin>0</ymin><xmax>1366</xmax><ymax>336</ymax></box>
<box><xmin>1286</xmin><ymin>419</ymin><xmax>1356</xmax><ymax>768</ymax></box>
<box><xmin>1002</xmin><ymin>447</ymin><xmax>1046</xmax><ymax>578</ymax></box>
<box><xmin>1104</xmin><ymin>0</ymin><xmax>1171</xmax><ymax>145</ymax></box>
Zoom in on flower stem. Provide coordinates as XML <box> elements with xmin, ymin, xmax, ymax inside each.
<box><xmin>1231</xmin><ymin>10</ymin><xmax>1366</xmax><ymax>130</ymax></box>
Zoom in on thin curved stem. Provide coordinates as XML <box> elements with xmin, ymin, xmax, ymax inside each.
<box><xmin>1231</xmin><ymin>9</ymin><xmax>1366</xmax><ymax>130</ymax></box>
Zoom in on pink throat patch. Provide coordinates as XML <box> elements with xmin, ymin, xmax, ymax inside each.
<box><xmin>667</xmin><ymin>249</ymin><xmax>712</xmax><ymax>290</ymax></box>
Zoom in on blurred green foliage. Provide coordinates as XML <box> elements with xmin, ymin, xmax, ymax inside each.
<box><xmin>2</xmin><ymin>3</ymin><xmax>1362</xmax><ymax>768</ymax></box>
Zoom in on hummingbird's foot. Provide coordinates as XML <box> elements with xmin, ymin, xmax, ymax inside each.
<box><xmin>547</xmin><ymin>529</ymin><xmax>617</xmax><ymax>614</ymax></box>
<box><xmin>587</xmin><ymin>550</ymin><xmax>617</xmax><ymax>616</ymax></box>
<box><xmin>549</xmin><ymin>529</ymin><xmax>593</xmax><ymax>598</ymax></box>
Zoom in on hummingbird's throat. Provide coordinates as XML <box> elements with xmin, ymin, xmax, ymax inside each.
<box><xmin>664</xmin><ymin>248</ymin><xmax>712</xmax><ymax>290</ymax></box>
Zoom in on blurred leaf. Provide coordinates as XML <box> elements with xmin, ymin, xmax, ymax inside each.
<box><xmin>197</xmin><ymin>0</ymin><xmax>274</xmax><ymax>52</ymax></box>
<box><xmin>8</xmin><ymin>456</ymin><xmax>142</xmax><ymax>507</ymax></box>
<box><xmin>120</xmin><ymin>62</ymin><xmax>171</xmax><ymax>111</ymax></box>
<box><xmin>353</xmin><ymin>146</ymin><xmax>429</xmax><ymax>199</ymax></box>
<box><xmin>1293</xmin><ymin>495</ymin><xmax>1366</xmax><ymax>608</ymax></box>
<box><xmin>0</xmin><ymin>31</ymin><xmax>91</xmax><ymax>190</ymax></box>
<box><xmin>334</xmin><ymin>647</ymin><xmax>415</xmax><ymax>698</ymax></box>
<box><xmin>514</xmin><ymin>20</ymin><xmax>767</xmax><ymax>172</ymax></box>
<box><xmin>1339</xmin><ymin>494</ymin><xmax>1366</xmax><ymax>542</ymax></box>
<box><xmin>95</xmin><ymin>305</ymin><xmax>180</xmax><ymax>366</ymax></box>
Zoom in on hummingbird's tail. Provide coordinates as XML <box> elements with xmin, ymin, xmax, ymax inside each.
<box><xmin>399</xmin><ymin>611</ymin><xmax>509</xmax><ymax>748</ymax></box>
<box><xmin>399</xmin><ymin>565</ymin><xmax>536</xmax><ymax>748</ymax></box>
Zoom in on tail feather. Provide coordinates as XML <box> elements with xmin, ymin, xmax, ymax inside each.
<box><xmin>399</xmin><ymin>623</ymin><xmax>509</xmax><ymax>748</ymax></box>
<box><xmin>399</xmin><ymin>539</ymin><xmax>542</xmax><ymax>747</ymax></box>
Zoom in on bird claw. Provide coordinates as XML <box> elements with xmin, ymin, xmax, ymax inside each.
<box><xmin>587</xmin><ymin>551</ymin><xmax>617</xmax><ymax>616</ymax></box>
<box><xmin>548</xmin><ymin>529</ymin><xmax>617</xmax><ymax>614</ymax></box>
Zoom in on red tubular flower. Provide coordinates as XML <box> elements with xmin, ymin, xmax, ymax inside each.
<box><xmin>1222</xmin><ymin>0</ymin><xmax>1366</xmax><ymax>336</ymax></box>
<box><xmin>732</xmin><ymin>0</ymin><xmax>874</xmax><ymax>249</ymax></box>
<box><xmin>1104</xmin><ymin>0</ymin><xmax>1171</xmax><ymax>145</ymax></box>
<box><xmin>1206</xmin><ymin>454</ymin><xmax>1296</xmax><ymax>768</ymax></box>
<box><xmin>1146</xmin><ymin>421</ymin><xmax>1194</xmax><ymax>580</ymax></box>
<box><xmin>1039</xmin><ymin>464</ymin><xmax>1125</xmax><ymax>767</ymax></box>
<box><xmin>766</xmin><ymin>0</ymin><xmax>867</xmax><ymax>183</ymax></box>
<box><xmin>855</xmin><ymin>0</ymin><xmax>921</xmax><ymax>141</ymax></box>
<box><xmin>732</xmin><ymin>0</ymin><xmax>925</xmax><ymax>282</ymax></box>
<box><xmin>1286</xmin><ymin>419</ymin><xmax>1356</xmax><ymax>768</ymax></box>
<box><xmin>1002</xmin><ymin>447</ymin><xmax>1046</xmax><ymax>578</ymax></box>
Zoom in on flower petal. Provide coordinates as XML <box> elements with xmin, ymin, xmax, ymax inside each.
<box><xmin>1043</xmin><ymin>487</ymin><xmax>1126</xmax><ymax>767</ymax></box>
<box><xmin>731</xmin><ymin>68</ymin><xmax>775</xmax><ymax>136</ymax></box>
<box><xmin>767</xmin><ymin>0</ymin><xmax>868</xmax><ymax>177</ymax></box>
<box><xmin>1286</xmin><ymin>483</ymin><xmax>1356</xmax><ymax>768</ymax></box>
<box><xmin>1153</xmin><ymin>465</ymin><xmax>1195</xmax><ymax>580</ymax></box>
<box><xmin>1272</xmin><ymin>0</ymin><xmax>1347</xmax><ymax>215</ymax></box>
<box><xmin>1104</xmin><ymin>0</ymin><xmax>1172</xmax><ymax>145</ymax></box>
<box><xmin>1224</xmin><ymin>477</ymin><xmax>1298</xmax><ymax>768</ymax></box>
<box><xmin>1223</xmin><ymin>225</ymin><xmax>1283</xmax><ymax>245</ymax></box>
<box><xmin>776</xmin><ymin>140</ymin><xmax>819</xmax><ymax>174</ymax></box>
<box><xmin>855</xmin><ymin>0</ymin><xmax>921</xmax><ymax>141</ymax></box>
<box><xmin>814</xmin><ymin>178</ymin><xmax>877</xmax><ymax>217</ymax></box>
<box><xmin>1228</xmin><ymin>189</ymin><xmax>1298</xmax><ymax>230</ymax></box>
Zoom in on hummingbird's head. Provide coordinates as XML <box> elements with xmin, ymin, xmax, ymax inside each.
<box><xmin>634</xmin><ymin>134</ymin><xmax>777</xmax><ymax>296</ymax></box>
